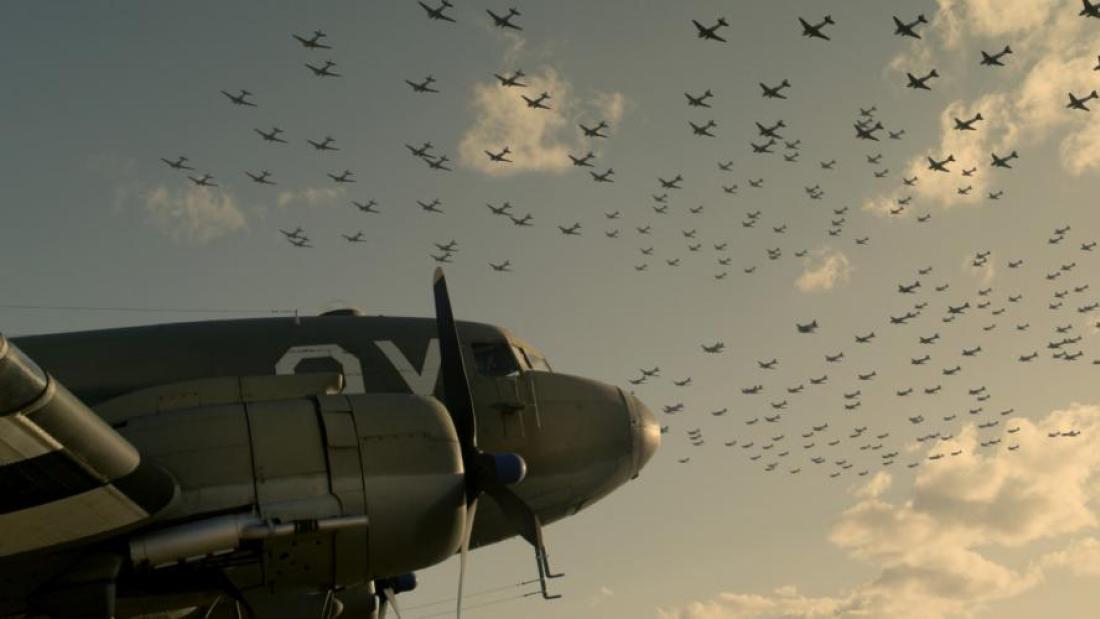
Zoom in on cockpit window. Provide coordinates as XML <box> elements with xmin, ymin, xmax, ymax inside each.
<box><xmin>521</xmin><ymin>348</ymin><xmax>552</xmax><ymax>372</ymax></box>
<box><xmin>471</xmin><ymin>342</ymin><xmax>521</xmax><ymax>376</ymax></box>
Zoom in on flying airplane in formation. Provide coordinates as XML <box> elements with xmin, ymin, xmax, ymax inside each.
<box><xmin>692</xmin><ymin>16</ymin><xmax>730</xmax><ymax>42</ymax></box>
<box><xmin>221</xmin><ymin>89</ymin><xmax>257</xmax><ymax>107</ymax></box>
<box><xmin>685</xmin><ymin>89</ymin><xmax>714</xmax><ymax>107</ymax></box>
<box><xmin>353</xmin><ymin>200</ymin><xmax>380</xmax><ymax>214</ymax></box>
<box><xmin>522</xmin><ymin>91</ymin><xmax>552</xmax><ymax>109</ymax></box>
<box><xmin>590</xmin><ymin>168</ymin><xmax>615</xmax><ymax>183</ymax></box>
<box><xmin>487</xmin><ymin>7</ymin><xmax>522</xmax><ymax>30</ymax></box>
<box><xmin>760</xmin><ymin>79</ymin><xmax>792</xmax><ymax>99</ymax></box>
<box><xmin>954</xmin><ymin>112</ymin><xmax>983</xmax><ymax>130</ymax></box>
<box><xmin>485</xmin><ymin>146</ymin><xmax>512</xmax><ymax>163</ymax></box>
<box><xmin>798</xmin><ymin>15</ymin><xmax>835</xmax><ymax>40</ymax></box>
<box><xmin>406</xmin><ymin>75</ymin><xmax>439</xmax><ymax>93</ymax></box>
<box><xmin>160</xmin><ymin>155</ymin><xmax>193</xmax><ymax>170</ymax></box>
<box><xmin>292</xmin><ymin>30</ymin><xmax>331</xmax><ymax>49</ymax></box>
<box><xmin>245</xmin><ymin>170</ymin><xmax>275</xmax><ymax>185</ymax></box>
<box><xmin>0</xmin><ymin>270</ymin><xmax>659</xmax><ymax>617</ymax></box>
<box><xmin>580</xmin><ymin>121</ymin><xmax>609</xmax><ymax>138</ymax></box>
<box><xmin>980</xmin><ymin>45</ymin><xmax>1013</xmax><ymax>66</ymax></box>
<box><xmin>690</xmin><ymin>120</ymin><xmax>717</xmax><ymax>137</ymax></box>
<box><xmin>991</xmin><ymin>150</ymin><xmax>1019</xmax><ymax>168</ymax></box>
<box><xmin>927</xmin><ymin>154</ymin><xmax>955</xmax><ymax>172</ymax></box>
<box><xmin>1081</xmin><ymin>0</ymin><xmax>1100</xmax><ymax>18</ymax></box>
<box><xmin>341</xmin><ymin>231</ymin><xmax>366</xmax><ymax>243</ymax></box>
<box><xmin>905</xmin><ymin>69</ymin><xmax>939</xmax><ymax>90</ymax></box>
<box><xmin>893</xmin><ymin>13</ymin><xmax>928</xmax><ymax>38</ymax></box>
<box><xmin>419</xmin><ymin>0</ymin><xmax>457</xmax><ymax>22</ymax></box>
<box><xmin>328</xmin><ymin>169</ymin><xmax>355</xmax><ymax>183</ymax></box>
<box><xmin>305</xmin><ymin>59</ymin><xmax>341</xmax><ymax>77</ymax></box>
<box><xmin>187</xmin><ymin>173</ymin><xmax>216</xmax><ymax>187</ymax></box>
<box><xmin>569</xmin><ymin>151</ymin><xmax>596</xmax><ymax>167</ymax></box>
<box><xmin>255</xmin><ymin>126</ymin><xmax>288</xmax><ymax>143</ymax></box>
<box><xmin>1066</xmin><ymin>89</ymin><xmax>1099</xmax><ymax>110</ymax></box>
<box><xmin>494</xmin><ymin>70</ymin><xmax>527</xmax><ymax>87</ymax></box>
<box><xmin>308</xmin><ymin>136</ymin><xmax>339</xmax><ymax>151</ymax></box>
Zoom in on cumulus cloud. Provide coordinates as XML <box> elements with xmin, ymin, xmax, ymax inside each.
<box><xmin>276</xmin><ymin>185</ymin><xmax>347</xmax><ymax>209</ymax></box>
<box><xmin>795</xmin><ymin>249</ymin><xmax>851</xmax><ymax>292</ymax></box>
<box><xmin>458</xmin><ymin>66</ymin><xmax>627</xmax><ymax>176</ymax></box>
<box><xmin>143</xmin><ymin>184</ymin><xmax>246</xmax><ymax>244</ymax></box>
<box><xmin>658</xmin><ymin>404</ymin><xmax>1100</xmax><ymax>619</ymax></box>
<box><xmin>867</xmin><ymin>0</ymin><xmax>1100</xmax><ymax>210</ymax></box>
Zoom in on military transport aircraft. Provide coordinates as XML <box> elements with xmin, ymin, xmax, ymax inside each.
<box><xmin>0</xmin><ymin>270</ymin><xmax>658</xmax><ymax>618</ymax></box>
<box><xmin>293</xmin><ymin>30</ymin><xmax>332</xmax><ymax>50</ymax></box>
<box><xmin>893</xmin><ymin>13</ymin><xmax>927</xmax><ymax>38</ymax></box>
<box><xmin>494</xmin><ymin>70</ymin><xmax>527</xmax><ymax>87</ymax></box>
<box><xmin>692</xmin><ymin>17</ymin><xmax>730</xmax><ymax>42</ymax></box>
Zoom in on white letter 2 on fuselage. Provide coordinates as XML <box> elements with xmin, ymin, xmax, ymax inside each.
<box><xmin>275</xmin><ymin>340</ymin><xmax>440</xmax><ymax>395</ymax></box>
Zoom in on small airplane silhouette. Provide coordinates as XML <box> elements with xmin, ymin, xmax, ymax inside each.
<box><xmin>893</xmin><ymin>14</ymin><xmax>927</xmax><ymax>38</ymax></box>
<box><xmin>487</xmin><ymin>7</ymin><xmax>522</xmax><ymax>30</ymax></box>
<box><xmin>1066</xmin><ymin>89</ymin><xmax>1099</xmax><ymax>111</ymax></box>
<box><xmin>569</xmin><ymin>151</ymin><xmax>596</xmax><ymax>167</ymax></box>
<box><xmin>305</xmin><ymin>59</ymin><xmax>341</xmax><ymax>77</ymax></box>
<box><xmin>255</xmin><ymin>127</ymin><xmax>287</xmax><ymax>143</ymax></box>
<box><xmin>659</xmin><ymin>174</ymin><xmax>684</xmax><ymax>189</ymax></box>
<box><xmin>760</xmin><ymin>79</ymin><xmax>792</xmax><ymax>99</ymax></box>
<box><xmin>489</xmin><ymin>260</ymin><xmax>512</xmax><ymax>272</ymax></box>
<box><xmin>1081</xmin><ymin>0</ymin><xmax>1100</xmax><ymax>18</ymax></box>
<box><xmin>580</xmin><ymin>121</ymin><xmax>609</xmax><ymax>138</ymax></box>
<box><xmin>685</xmin><ymin>89</ymin><xmax>714</xmax><ymax>107</ymax></box>
<box><xmin>522</xmin><ymin>91</ymin><xmax>552</xmax><ymax>109</ymax></box>
<box><xmin>187</xmin><ymin>173</ymin><xmax>216</xmax><ymax>187</ymax></box>
<box><xmin>692</xmin><ymin>17</ymin><xmax>730</xmax><ymax>42</ymax></box>
<box><xmin>980</xmin><ymin>45</ymin><xmax>1012</xmax><ymax>66</ymax></box>
<box><xmin>906</xmin><ymin>69</ymin><xmax>939</xmax><ymax>90</ymax></box>
<box><xmin>954</xmin><ymin>113</ymin><xmax>983</xmax><ymax>131</ymax></box>
<box><xmin>406</xmin><ymin>75</ymin><xmax>439</xmax><ymax>93</ymax></box>
<box><xmin>990</xmin><ymin>150</ymin><xmax>1019</xmax><ymax>168</ymax></box>
<box><xmin>341</xmin><ymin>232</ymin><xmax>366</xmax><ymax>243</ymax></box>
<box><xmin>405</xmin><ymin>141</ymin><xmax>434</xmax><ymax>158</ymax></box>
<box><xmin>245</xmin><ymin>170</ymin><xmax>275</xmax><ymax>185</ymax></box>
<box><xmin>293</xmin><ymin>30</ymin><xmax>332</xmax><ymax>50</ymax></box>
<box><xmin>308</xmin><ymin>136</ymin><xmax>339</xmax><ymax>151</ymax></box>
<box><xmin>161</xmin><ymin>155</ymin><xmax>193</xmax><ymax>170</ymax></box>
<box><xmin>927</xmin><ymin>154</ymin><xmax>955</xmax><ymax>172</ymax></box>
<box><xmin>799</xmin><ymin>15</ymin><xmax>835</xmax><ymax>40</ymax></box>
<box><xmin>690</xmin><ymin>120</ymin><xmax>717</xmax><ymax>137</ymax></box>
<box><xmin>590</xmin><ymin>168</ymin><xmax>615</xmax><ymax>183</ymax></box>
<box><xmin>558</xmin><ymin>223</ymin><xmax>582</xmax><ymax>236</ymax></box>
<box><xmin>353</xmin><ymin>200</ymin><xmax>380</xmax><ymax>214</ymax></box>
<box><xmin>327</xmin><ymin>169</ymin><xmax>355</xmax><ymax>183</ymax></box>
<box><xmin>494</xmin><ymin>70</ymin><xmax>527</xmax><ymax>87</ymax></box>
<box><xmin>485</xmin><ymin>146</ymin><xmax>512</xmax><ymax>163</ymax></box>
<box><xmin>417</xmin><ymin>199</ymin><xmax>444</xmax><ymax>214</ymax></box>
<box><xmin>419</xmin><ymin>0</ymin><xmax>456</xmax><ymax>22</ymax></box>
<box><xmin>221</xmin><ymin>89</ymin><xmax>257</xmax><ymax>107</ymax></box>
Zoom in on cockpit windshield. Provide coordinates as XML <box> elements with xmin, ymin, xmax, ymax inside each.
<box><xmin>520</xmin><ymin>347</ymin><xmax>552</xmax><ymax>372</ymax></box>
<box><xmin>471</xmin><ymin>342</ymin><xmax>522</xmax><ymax>376</ymax></box>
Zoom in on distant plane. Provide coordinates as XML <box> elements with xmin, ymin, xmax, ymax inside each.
<box><xmin>292</xmin><ymin>30</ymin><xmax>332</xmax><ymax>50</ymax></box>
<box><xmin>245</xmin><ymin>170</ymin><xmax>275</xmax><ymax>185</ymax></box>
<box><xmin>990</xmin><ymin>150</ymin><xmax>1019</xmax><ymax>168</ymax></box>
<box><xmin>417</xmin><ymin>199</ymin><xmax>444</xmax><ymax>214</ymax></box>
<box><xmin>927</xmin><ymin>154</ymin><xmax>955</xmax><ymax>172</ymax></box>
<box><xmin>580</xmin><ymin>121</ymin><xmax>609</xmax><ymax>138</ymax></box>
<box><xmin>341</xmin><ymin>232</ymin><xmax>366</xmax><ymax>243</ymax></box>
<box><xmin>796</xmin><ymin>320</ymin><xmax>818</xmax><ymax>333</ymax></box>
<box><xmin>489</xmin><ymin>260</ymin><xmax>512</xmax><ymax>272</ymax></box>
<box><xmin>906</xmin><ymin>69</ymin><xmax>939</xmax><ymax>90</ymax></box>
<box><xmin>485</xmin><ymin>146</ymin><xmax>512</xmax><ymax>163</ymax></box>
<box><xmin>954</xmin><ymin>113</ymin><xmax>983</xmax><ymax>131</ymax></box>
<box><xmin>1081</xmin><ymin>0</ymin><xmax>1100</xmax><ymax>18</ymax></box>
<box><xmin>693</xmin><ymin>17</ymin><xmax>730</xmax><ymax>42</ymax></box>
<box><xmin>255</xmin><ymin>127</ymin><xmax>287</xmax><ymax>143</ymax></box>
<box><xmin>558</xmin><ymin>223</ymin><xmax>582</xmax><ymax>236</ymax></box>
<box><xmin>1066</xmin><ymin>90</ymin><xmax>1099</xmax><ymax>111</ymax></box>
<box><xmin>570</xmin><ymin>151</ymin><xmax>596</xmax><ymax>167</ymax></box>
<box><xmin>494</xmin><ymin>70</ymin><xmax>527</xmax><ymax>87</ymax></box>
<box><xmin>406</xmin><ymin>75</ymin><xmax>439</xmax><ymax>93</ymax></box>
<box><xmin>221</xmin><ymin>89</ymin><xmax>257</xmax><ymax>107</ymax></box>
<box><xmin>187</xmin><ymin>173</ymin><xmax>216</xmax><ymax>187</ymax></box>
<box><xmin>353</xmin><ymin>200</ymin><xmax>380</xmax><ymax>214</ymax></box>
<box><xmin>327</xmin><ymin>169</ymin><xmax>355</xmax><ymax>183</ymax></box>
<box><xmin>760</xmin><ymin>79</ymin><xmax>792</xmax><ymax>99</ymax></box>
<box><xmin>160</xmin><ymin>155</ymin><xmax>193</xmax><ymax>170</ymax></box>
<box><xmin>305</xmin><ymin>59</ymin><xmax>341</xmax><ymax>77</ymax></box>
<box><xmin>980</xmin><ymin>45</ymin><xmax>1013</xmax><ymax>66</ymax></box>
<box><xmin>685</xmin><ymin>89</ymin><xmax>714</xmax><ymax>107</ymax></box>
<box><xmin>419</xmin><ymin>0</ymin><xmax>457</xmax><ymax>22</ymax></box>
<box><xmin>522</xmin><ymin>91</ymin><xmax>552</xmax><ymax>109</ymax></box>
<box><xmin>487</xmin><ymin>7</ymin><xmax>522</xmax><ymax>30</ymax></box>
<box><xmin>308</xmin><ymin>136</ymin><xmax>339</xmax><ymax>151</ymax></box>
<box><xmin>799</xmin><ymin>15</ymin><xmax>835</xmax><ymax>40</ymax></box>
<box><xmin>659</xmin><ymin>174</ymin><xmax>684</xmax><ymax>189</ymax></box>
<box><xmin>893</xmin><ymin>14</ymin><xmax>928</xmax><ymax>38</ymax></box>
<box><xmin>590</xmin><ymin>168</ymin><xmax>615</xmax><ymax>183</ymax></box>
<box><xmin>690</xmin><ymin>120</ymin><xmax>717</xmax><ymax>137</ymax></box>
<box><xmin>405</xmin><ymin>141</ymin><xmax>434</xmax><ymax>158</ymax></box>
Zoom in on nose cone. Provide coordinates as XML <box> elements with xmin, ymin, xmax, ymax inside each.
<box><xmin>625</xmin><ymin>391</ymin><xmax>660</xmax><ymax>477</ymax></box>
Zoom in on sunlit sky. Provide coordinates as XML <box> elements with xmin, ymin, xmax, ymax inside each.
<box><xmin>5</xmin><ymin>1</ymin><xmax>1100</xmax><ymax>618</ymax></box>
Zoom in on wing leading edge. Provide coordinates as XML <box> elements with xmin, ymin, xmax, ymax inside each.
<box><xmin>0</xmin><ymin>333</ymin><xmax>177</xmax><ymax>558</ymax></box>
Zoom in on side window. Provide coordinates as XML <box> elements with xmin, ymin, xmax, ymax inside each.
<box><xmin>522</xmin><ymin>348</ymin><xmax>552</xmax><ymax>372</ymax></box>
<box><xmin>470</xmin><ymin>342</ymin><xmax>520</xmax><ymax>377</ymax></box>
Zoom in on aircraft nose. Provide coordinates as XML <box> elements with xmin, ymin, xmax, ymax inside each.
<box><xmin>624</xmin><ymin>391</ymin><xmax>660</xmax><ymax>478</ymax></box>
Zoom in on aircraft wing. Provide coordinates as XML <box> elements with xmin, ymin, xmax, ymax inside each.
<box><xmin>0</xmin><ymin>334</ymin><xmax>176</xmax><ymax>558</ymax></box>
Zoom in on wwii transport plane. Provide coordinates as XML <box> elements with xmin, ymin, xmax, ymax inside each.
<box><xmin>0</xmin><ymin>271</ymin><xmax>660</xmax><ymax>619</ymax></box>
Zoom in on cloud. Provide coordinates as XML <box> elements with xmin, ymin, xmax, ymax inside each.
<box><xmin>276</xmin><ymin>185</ymin><xmax>347</xmax><ymax>209</ymax></box>
<box><xmin>870</xmin><ymin>0</ymin><xmax>1100</xmax><ymax>209</ymax></box>
<box><xmin>143</xmin><ymin>184</ymin><xmax>246</xmax><ymax>244</ymax></box>
<box><xmin>458</xmin><ymin>67</ymin><xmax>627</xmax><ymax>176</ymax></box>
<box><xmin>658</xmin><ymin>404</ymin><xmax>1100</xmax><ymax>619</ymax></box>
<box><xmin>795</xmin><ymin>249</ymin><xmax>851</xmax><ymax>292</ymax></box>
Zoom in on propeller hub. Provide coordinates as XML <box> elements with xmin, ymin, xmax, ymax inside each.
<box><xmin>486</xmin><ymin>452</ymin><xmax>527</xmax><ymax>486</ymax></box>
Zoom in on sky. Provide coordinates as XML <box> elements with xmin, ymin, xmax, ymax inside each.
<box><xmin>4</xmin><ymin>1</ymin><xmax>1100</xmax><ymax>618</ymax></box>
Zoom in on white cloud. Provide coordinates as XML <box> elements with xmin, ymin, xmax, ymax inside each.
<box><xmin>658</xmin><ymin>404</ymin><xmax>1100</xmax><ymax>619</ymax></box>
<box><xmin>871</xmin><ymin>0</ymin><xmax>1100</xmax><ymax>209</ymax></box>
<box><xmin>458</xmin><ymin>66</ymin><xmax>627</xmax><ymax>176</ymax></box>
<box><xmin>795</xmin><ymin>249</ymin><xmax>851</xmax><ymax>292</ymax></box>
<box><xmin>276</xmin><ymin>185</ymin><xmax>347</xmax><ymax>209</ymax></box>
<box><xmin>143</xmin><ymin>184</ymin><xmax>246</xmax><ymax>244</ymax></box>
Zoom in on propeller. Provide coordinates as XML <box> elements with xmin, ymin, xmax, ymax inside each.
<box><xmin>375</xmin><ymin>573</ymin><xmax>416</xmax><ymax>619</ymax></box>
<box><xmin>431</xmin><ymin>269</ymin><xmax>563</xmax><ymax>618</ymax></box>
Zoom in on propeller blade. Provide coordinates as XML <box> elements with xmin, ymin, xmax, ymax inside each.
<box><xmin>378</xmin><ymin>594</ymin><xmax>387</xmax><ymax>619</ymax></box>
<box><xmin>483</xmin><ymin>482</ymin><xmax>539</xmax><ymax>549</ymax></box>
<box><xmin>381</xmin><ymin>587</ymin><xmax>402</xmax><ymax>619</ymax></box>
<box><xmin>457</xmin><ymin>497</ymin><xmax>478</xmax><ymax>619</ymax></box>
<box><xmin>433</xmin><ymin>269</ymin><xmax>480</xmax><ymax>480</ymax></box>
